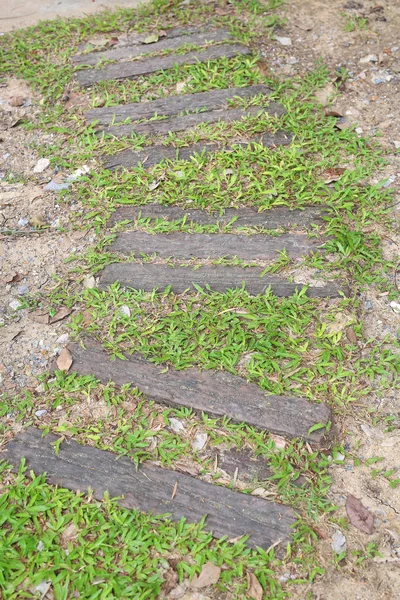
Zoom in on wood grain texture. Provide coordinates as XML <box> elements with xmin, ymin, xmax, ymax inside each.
<box><xmin>99</xmin><ymin>262</ymin><xmax>347</xmax><ymax>298</ymax></box>
<box><xmin>3</xmin><ymin>427</ymin><xmax>296</xmax><ymax>549</ymax></box>
<box><xmin>76</xmin><ymin>44</ymin><xmax>251</xmax><ymax>86</ymax></box>
<box><xmin>72</xmin><ymin>29</ymin><xmax>231</xmax><ymax>66</ymax></box>
<box><xmin>103</xmin><ymin>131</ymin><xmax>292</xmax><ymax>170</ymax></box>
<box><xmin>110</xmin><ymin>231</ymin><xmax>323</xmax><ymax>260</ymax></box>
<box><xmin>109</xmin><ymin>204</ymin><xmax>325</xmax><ymax>228</ymax></box>
<box><xmin>103</xmin><ymin>104</ymin><xmax>285</xmax><ymax>138</ymax></box>
<box><xmin>86</xmin><ymin>84</ymin><xmax>272</xmax><ymax>125</ymax></box>
<box><xmin>63</xmin><ymin>340</ymin><xmax>331</xmax><ymax>445</ymax></box>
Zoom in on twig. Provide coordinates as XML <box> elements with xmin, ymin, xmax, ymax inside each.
<box><xmin>0</xmin><ymin>229</ymin><xmax>45</xmax><ymax>236</ymax></box>
<box><xmin>394</xmin><ymin>262</ymin><xmax>400</xmax><ymax>294</ymax></box>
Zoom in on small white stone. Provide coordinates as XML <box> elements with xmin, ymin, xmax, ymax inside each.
<box><xmin>393</xmin><ymin>141</ymin><xmax>400</xmax><ymax>149</ymax></box>
<box><xmin>83</xmin><ymin>275</ymin><xmax>96</xmax><ymax>289</ymax></box>
<box><xmin>118</xmin><ymin>305</ymin><xmax>131</xmax><ymax>318</ymax></box>
<box><xmin>331</xmin><ymin>530</ymin><xmax>347</xmax><ymax>554</ymax></box>
<box><xmin>275</xmin><ymin>36</ymin><xmax>292</xmax><ymax>46</ymax></box>
<box><xmin>56</xmin><ymin>333</ymin><xmax>69</xmax><ymax>345</ymax></box>
<box><xmin>334</xmin><ymin>452</ymin><xmax>345</xmax><ymax>462</ymax></box>
<box><xmin>390</xmin><ymin>301</ymin><xmax>400</xmax><ymax>314</ymax></box>
<box><xmin>192</xmin><ymin>432</ymin><xmax>208</xmax><ymax>451</ymax></box>
<box><xmin>355</xmin><ymin>127</ymin><xmax>363</xmax><ymax>134</ymax></box>
<box><xmin>169</xmin><ymin>418</ymin><xmax>185</xmax><ymax>434</ymax></box>
<box><xmin>37</xmin><ymin>540</ymin><xmax>45</xmax><ymax>551</ymax></box>
<box><xmin>35</xmin><ymin>409</ymin><xmax>48</xmax><ymax>418</ymax></box>
<box><xmin>33</xmin><ymin>158</ymin><xmax>50</xmax><ymax>173</ymax></box>
<box><xmin>359</xmin><ymin>54</ymin><xmax>378</xmax><ymax>64</ymax></box>
<box><xmin>9</xmin><ymin>299</ymin><xmax>22</xmax><ymax>311</ymax></box>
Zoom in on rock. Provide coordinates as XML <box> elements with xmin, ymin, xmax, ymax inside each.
<box><xmin>44</xmin><ymin>180</ymin><xmax>70</xmax><ymax>191</ymax></box>
<box><xmin>334</xmin><ymin>452</ymin><xmax>345</xmax><ymax>462</ymax></box>
<box><xmin>315</xmin><ymin>83</ymin><xmax>335</xmax><ymax>106</ymax></box>
<box><xmin>359</xmin><ymin>54</ymin><xmax>378</xmax><ymax>64</ymax></box>
<box><xmin>82</xmin><ymin>275</ymin><xmax>96</xmax><ymax>289</ymax></box>
<box><xmin>67</xmin><ymin>165</ymin><xmax>90</xmax><ymax>182</ymax></box>
<box><xmin>17</xmin><ymin>217</ymin><xmax>29</xmax><ymax>227</ymax></box>
<box><xmin>16</xmin><ymin>284</ymin><xmax>29</xmax><ymax>296</ymax></box>
<box><xmin>9</xmin><ymin>299</ymin><xmax>22</xmax><ymax>311</ymax></box>
<box><xmin>331</xmin><ymin>530</ymin><xmax>347</xmax><ymax>554</ymax></box>
<box><xmin>192</xmin><ymin>433</ymin><xmax>208</xmax><ymax>452</ymax></box>
<box><xmin>35</xmin><ymin>409</ymin><xmax>47</xmax><ymax>418</ymax></box>
<box><xmin>118</xmin><ymin>305</ymin><xmax>131</xmax><ymax>318</ymax></box>
<box><xmin>275</xmin><ymin>36</ymin><xmax>292</xmax><ymax>46</ymax></box>
<box><xmin>36</xmin><ymin>540</ymin><xmax>45</xmax><ymax>551</ymax></box>
<box><xmin>390</xmin><ymin>301</ymin><xmax>400</xmax><ymax>314</ymax></box>
<box><xmin>33</xmin><ymin>158</ymin><xmax>50</xmax><ymax>173</ymax></box>
<box><xmin>393</xmin><ymin>141</ymin><xmax>400</xmax><ymax>149</ymax></box>
<box><xmin>56</xmin><ymin>333</ymin><xmax>69</xmax><ymax>345</ymax></box>
<box><xmin>9</xmin><ymin>96</ymin><xmax>24</xmax><ymax>107</ymax></box>
<box><xmin>169</xmin><ymin>418</ymin><xmax>185</xmax><ymax>434</ymax></box>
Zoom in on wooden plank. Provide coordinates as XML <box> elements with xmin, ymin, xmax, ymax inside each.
<box><xmin>99</xmin><ymin>262</ymin><xmax>347</xmax><ymax>298</ymax></box>
<box><xmin>3</xmin><ymin>427</ymin><xmax>296</xmax><ymax>549</ymax></box>
<box><xmin>109</xmin><ymin>204</ymin><xmax>325</xmax><ymax>229</ymax></box>
<box><xmin>103</xmin><ymin>104</ymin><xmax>285</xmax><ymax>138</ymax></box>
<box><xmin>103</xmin><ymin>131</ymin><xmax>292</xmax><ymax>170</ymax></box>
<box><xmin>76</xmin><ymin>43</ymin><xmax>251</xmax><ymax>87</ymax></box>
<box><xmin>110</xmin><ymin>231</ymin><xmax>323</xmax><ymax>260</ymax></box>
<box><xmin>86</xmin><ymin>84</ymin><xmax>272</xmax><ymax>125</ymax></box>
<box><xmin>62</xmin><ymin>340</ymin><xmax>331</xmax><ymax>445</ymax></box>
<box><xmin>72</xmin><ymin>30</ymin><xmax>232</xmax><ymax>66</ymax></box>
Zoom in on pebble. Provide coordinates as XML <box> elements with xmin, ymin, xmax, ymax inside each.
<box><xmin>390</xmin><ymin>301</ymin><xmax>400</xmax><ymax>314</ymax></box>
<box><xmin>33</xmin><ymin>158</ymin><xmax>50</xmax><ymax>173</ymax></box>
<box><xmin>16</xmin><ymin>284</ymin><xmax>29</xmax><ymax>296</ymax></box>
<box><xmin>9</xmin><ymin>299</ymin><xmax>22</xmax><ymax>311</ymax></box>
<box><xmin>56</xmin><ymin>333</ymin><xmax>69</xmax><ymax>345</ymax></box>
<box><xmin>36</xmin><ymin>540</ymin><xmax>45</xmax><ymax>551</ymax></box>
<box><xmin>275</xmin><ymin>36</ymin><xmax>292</xmax><ymax>46</ymax></box>
<box><xmin>359</xmin><ymin>54</ymin><xmax>378</xmax><ymax>64</ymax></box>
<box><xmin>331</xmin><ymin>530</ymin><xmax>347</xmax><ymax>554</ymax></box>
<box><xmin>334</xmin><ymin>452</ymin><xmax>345</xmax><ymax>462</ymax></box>
<box><xmin>169</xmin><ymin>418</ymin><xmax>185</xmax><ymax>434</ymax></box>
<box><xmin>44</xmin><ymin>180</ymin><xmax>70</xmax><ymax>191</ymax></box>
<box><xmin>382</xmin><ymin>175</ymin><xmax>397</xmax><ymax>188</ymax></box>
<box><xmin>393</xmin><ymin>141</ymin><xmax>400</xmax><ymax>149</ymax></box>
<box><xmin>192</xmin><ymin>432</ymin><xmax>208</xmax><ymax>451</ymax></box>
<box><xmin>35</xmin><ymin>409</ymin><xmax>48</xmax><ymax>418</ymax></box>
<box><xmin>118</xmin><ymin>305</ymin><xmax>131</xmax><ymax>318</ymax></box>
<box><xmin>17</xmin><ymin>217</ymin><xmax>29</xmax><ymax>227</ymax></box>
<box><xmin>82</xmin><ymin>275</ymin><xmax>96</xmax><ymax>289</ymax></box>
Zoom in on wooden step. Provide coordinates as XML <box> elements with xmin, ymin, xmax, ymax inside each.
<box><xmin>109</xmin><ymin>231</ymin><xmax>323</xmax><ymax>260</ymax></box>
<box><xmin>72</xmin><ymin>29</ymin><xmax>232</xmax><ymax>66</ymax></box>
<box><xmin>99</xmin><ymin>262</ymin><xmax>347</xmax><ymax>298</ymax></box>
<box><xmin>103</xmin><ymin>104</ymin><xmax>285</xmax><ymax>138</ymax></box>
<box><xmin>3</xmin><ymin>427</ymin><xmax>296</xmax><ymax>549</ymax></box>
<box><xmin>63</xmin><ymin>341</ymin><xmax>331</xmax><ymax>445</ymax></box>
<box><xmin>109</xmin><ymin>204</ymin><xmax>325</xmax><ymax>229</ymax></box>
<box><xmin>86</xmin><ymin>84</ymin><xmax>272</xmax><ymax>125</ymax></box>
<box><xmin>76</xmin><ymin>43</ymin><xmax>251</xmax><ymax>87</ymax></box>
<box><xmin>103</xmin><ymin>131</ymin><xmax>292</xmax><ymax>170</ymax></box>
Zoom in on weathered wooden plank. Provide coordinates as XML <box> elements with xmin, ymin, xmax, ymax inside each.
<box><xmin>103</xmin><ymin>131</ymin><xmax>292</xmax><ymax>170</ymax></box>
<box><xmin>62</xmin><ymin>341</ymin><xmax>331</xmax><ymax>445</ymax></box>
<box><xmin>110</xmin><ymin>231</ymin><xmax>323</xmax><ymax>260</ymax></box>
<box><xmin>99</xmin><ymin>262</ymin><xmax>347</xmax><ymax>298</ymax></box>
<box><xmin>72</xmin><ymin>30</ymin><xmax>231</xmax><ymax>66</ymax></box>
<box><xmin>109</xmin><ymin>204</ymin><xmax>325</xmax><ymax>229</ymax></box>
<box><xmin>103</xmin><ymin>104</ymin><xmax>285</xmax><ymax>138</ymax></box>
<box><xmin>76</xmin><ymin>44</ymin><xmax>251</xmax><ymax>87</ymax></box>
<box><xmin>3</xmin><ymin>427</ymin><xmax>296</xmax><ymax>549</ymax></box>
<box><xmin>87</xmin><ymin>84</ymin><xmax>272</xmax><ymax>125</ymax></box>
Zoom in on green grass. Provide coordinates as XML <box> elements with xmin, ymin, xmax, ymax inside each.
<box><xmin>1</xmin><ymin>0</ymin><xmax>400</xmax><ymax>597</ymax></box>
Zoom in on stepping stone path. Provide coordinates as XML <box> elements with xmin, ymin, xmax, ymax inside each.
<box><xmin>4</xmin><ymin>25</ymin><xmax>344</xmax><ymax>550</ymax></box>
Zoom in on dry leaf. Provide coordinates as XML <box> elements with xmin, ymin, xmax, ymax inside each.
<box><xmin>142</xmin><ymin>34</ymin><xmax>159</xmax><ymax>44</ymax></box>
<box><xmin>158</xmin><ymin>30</ymin><xmax>167</xmax><ymax>37</ymax></box>
<box><xmin>9</xmin><ymin>96</ymin><xmax>24</xmax><ymax>107</ymax></box>
<box><xmin>60</xmin><ymin>522</ymin><xmax>78</xmax><ymax>547</ymax></box>
<box><xmin>161</xmin><ymin>568</ymin><xmax>178</xmax><ymax>595</ymax></box>
<box><xmin>323</xmin><ymin>167</ymin><xmax>346</xmax><ymax>184</ymax></box>
<box><xmin>257</xmin><ymin>60</ymin><xmax>269</xmax><ymax>78</ymax></box>
<box><xmin>247</xmin><ymin>572</ymin><xmax>263</xmax><ymax>600</ymax></box>
<box><xmin>109</xmin><ymin>37</ymin><xmax>119</xmax><ymax>45</ymax></box>
<box><xmin>29</xmin><ymin>308</ymin><xmax>50</xmax><ymax>325</ymax></box>
<box><xmin>49</xmin><ymin>307</ymin><xmax>72</xmax><ymax>324</ymax></box>
<box><xmin>346</xmin><ymin>327</ymin><xmax>357</xmax><ymax>343</ymax></box>
<box><xmin>57</xmin><ymin>347</ymin><xmax>73</xmax><ymax>372</ymax></box>
<box><xmin>6</xmin><ymin>272</ymin><xmax>24</xmax><ymax>284</ymax></box>
<box><xmin>215</xmin><ymin>7</ymin><xmax>230</xmax><ymax>15</ymax></box>
<box><xmin>176</xmin><ymin>81</ymin><xmax>187</xmax><ymax>94</ymax></box>
<box><xmin>346</xmin><ymin>494</ymin><xmax>374</xmax><ymax>534</ymax></box>
<box><xmin>191</xmin><ymin>562</ymin><xmax>221</xmax><ymax>589</ymax></box>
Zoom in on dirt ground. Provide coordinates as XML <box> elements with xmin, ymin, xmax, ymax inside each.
<box><xmin>1</xmin><ymin>0</ymin><xmax>400</xmax><ymax>598</ymax></box>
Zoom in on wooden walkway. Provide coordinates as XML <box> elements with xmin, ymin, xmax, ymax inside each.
<box><xmin>3</xmin><ymin>25</ymin><xmax>343</xmax><ymax>550</ymax></box>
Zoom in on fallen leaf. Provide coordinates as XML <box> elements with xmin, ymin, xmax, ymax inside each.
<box><xmin>325</xmin><ymin>105</ymin><xmax>344</xmax><ymax>118</ymax></box>
<box><xmin>175</xmin><ymin>461</ymin><xmax>200</xmax><ymax>477</ymax></box>
<box><xmin>57</xmin><ymin>347</ymin><xmax>73</xmax><ymax>372</ymax></box>
<box><xmin>315</xmin><ymin>83</ymin><xmax>335</xmax><ymax>106</ymax></box>
<box><xmin>158</xmin><ymin>30</ymin><xmax>167</xmax><ymax>38</ymax></box>
<box><xmin>192</xmin><ymin>432</ymin><xmax>208</xmax><ymax>451</ymax></box>
<box><xmin>325</xmin><ymin>312</ymin><xmax>355</xmax><ymax>334</ymax></box>
<box><xmin>215</xmin><ymin>7</ymin><xmax>230</xmax><ymax>15</ymax></box>
<box><xmin>346</xmin><ymin>327</ymin><xmax>357</xmax><ymax>343</ymax></box>
<box><xmin>294</xmin><ymin>18</ymin><xmax>313</xmax><ymax>31</ymax></box>
<box><xmin>346</xmin><ymin>494</ymin><xmax>374</xmax><ymax>534</ymax></box>
<box><xmin>161</xmin><ymin>568</ymin><xmax>178</xmax><ymax>595</ymax></box>
<box><xmin>6</xmin><ymin>272</ymin><xmax>24</xmax><ymax>284</ymax></box>
<box><xmin>257</xmin><ymin>60</ymin><xmax>269</xmax><ymax>77</ymax></box>
<box><xmin>142</xmin><ymin>33</ymin><xmax>159</xmax><ymax>44</ymax></box>
<box><xmin>83</xmin><ymin>275</ymin><xmax>96</xmax><ymax>289</ymax></box>
<box><xmin>60</xmin><ymin>522</ymin><xmax>78</xmax><ymax>547</ymax></box>
<box><xmin>171</xmin><ymin>481</ymin><xmax>178</xmax><ymax>499</ymax></box>
<box><xmin>191</xmin><ymin>562</ymin><xmax>221</xmax><ymax>589</ymax></box>
<box><xmin>29</xmin><ymin>308</ymin><xmax>50</xmax><ymax>325</ymax></box>
<box><xmin>9</xmin><ymin>96</ymin><xmax>24</xmax><ymax>107</ymax></box>
<box><xmin>49</xmin><ymin>306</ymin><xmax>72</xmax><ymax>324</ymax></box>
<box><xmin>323</xmin><ymin>167</ymin><xmax>346</xmax><ymax>183</ymax></box>
<box><xmin>109</xmin><ymin>37</ymin><xmax>119</xmax><ymax>45</ymax></box>
<box><xmin>247</xmin><ymin>572</ymin><xmax>263</xmax><ymax>600</ymax></box>
<box><xmin>30</xmin><ymin>214</ymin><xmax>47</xmax><ymax>228</ymax></box>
